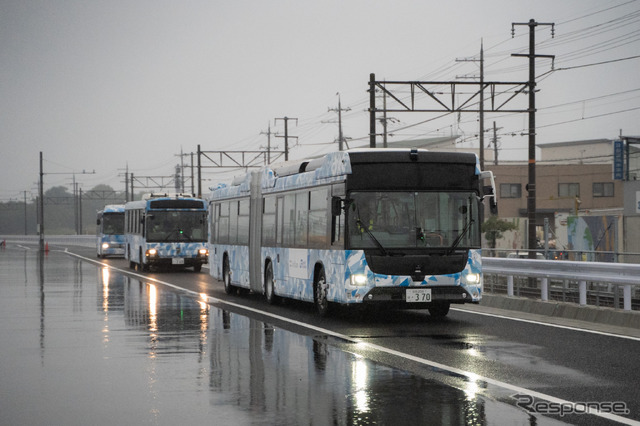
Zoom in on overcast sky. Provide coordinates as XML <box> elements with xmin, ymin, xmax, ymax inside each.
<box><xmin>1</xmin><ymin>0</ymin><xmax>639</xmax><ymax>201</ymax></box>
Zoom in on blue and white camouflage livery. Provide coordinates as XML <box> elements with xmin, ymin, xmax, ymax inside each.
<box><xmin>125</xmin><ymin>195</ymin><xmax>209</xmax><ymax>272</ymax></box>
<box><xmin>96</xmin><ymin>204</ymin><xmax>125</xmax><ymax>258</ymax></box>
<box><xmin>209</xmin><ymin>149</ymin><xmax>495</xmax><ymax>316</ymax></box>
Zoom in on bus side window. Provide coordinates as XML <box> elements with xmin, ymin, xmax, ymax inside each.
<box><xmin>309</xmin><ymin>188</ymin><xmax>328</xmax><ymax>248</ymax></box>
<box><xmin>331</xmin><ymin>188</ymin><xmax>344</xmax><ymax>245</ymax></box>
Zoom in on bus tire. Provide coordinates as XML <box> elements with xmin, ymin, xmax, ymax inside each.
<box><xmin>193</xmin><ymin>263</ymin><xmax>202</xmax><ymax>272</ymax></box>
<box><xmin>428</xmin><ymin>301</ymin><xmax>450</xmax><ymax>318</ymax></box>
<box><xmin>264</xmin><ymin>261</ymin><xmax>279</xmax><ymax>305</ymax></box>
<box><xmin>223</xmin><ymin>255</ymin><xmax>235</xmax><ymax>295</ymax></box>
<box><xmin>140</xmin><ymin>249</ymin><xmax>149</xmax><ymax>272</ymax></box>
<box><xmin>314</xmin><ymin>267</ymin><xmax>330</xmax><ymax>317</ymax></box>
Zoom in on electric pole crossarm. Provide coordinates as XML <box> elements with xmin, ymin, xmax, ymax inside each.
<box><xmin>198</xmin><ymin>151</ymin><xmax>284</xmax><ymax>168</ymax></box>
<box><xmin>494</xmin><ymin>84</ymin><xmax>529</xmax><ymax>111</ymax></box>
<box><xmin>456</xmin><ymin>82</ymin><xmax>489</xmax><ymax>110</ymax></box>
<box><xmin>132</xmin><ymin>176</ymin><xmax>176</xmax><ymax>190</ymax></box>
<box><xmin>375</xmin><ymin>83</ymin><xmax>411</xmax><ymax>111</ymax></box>
<box><xmin>375</xmin><ymin>81</ymin><xmax>529</xmax><ymax>113</ymax></box>
<box><xmin>415</xmin><ymin>83</ymin><xmax>451</xmax><ymax>111</ymax></box>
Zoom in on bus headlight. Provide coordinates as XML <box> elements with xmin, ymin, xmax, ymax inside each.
<box><xmin>101</xmin><ymin>243</ymin><xmax>110</xmax><ymax>250</ymax></box>
<box><xmin>198</xmin><ymin>248</ymin><xmax>209</xmax><ymax>256</ymax></box>
<box><xmin>464</xmin><ymin>273</ymin><xmax>480</xmax><ymax>285</ymax></box>
<box><xmin>350</xmin><ymin>274</ymin><xmax>368</xmax><ymax>286</ymax></box>
<box><xmin>146</xmin><ymin>248</ymin><xmax>157</xmax><ymax>257</ymax></box>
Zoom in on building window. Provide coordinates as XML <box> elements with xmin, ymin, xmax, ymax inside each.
<box><xmin>558</xmin><ymin>183</ymin><xmax>580</xmax><ymax>198</ymax></box>
<box><xmin>593</xmin><ymin>182</ymin><xmax>614</xmax><ymax>197</ymax></box>
<box><xmin>500</xmin><ymin>183</ymin><xmax>522</xmax><ymax>198</ymax></box>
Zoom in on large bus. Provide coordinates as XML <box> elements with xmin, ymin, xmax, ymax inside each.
<box><xmin>208</xmin><ymin>149</ymin><xmax>496</xmax><ymax>317</ymax></box>
<box><xmin>96</xmin><ymin>204</ymin><xmax>125</xmax><ymax>258</ymax></box>
<box><xmin>124</xmin><ymin>193</ymin><xmax>209</xmax><ymax>272</ymax></box>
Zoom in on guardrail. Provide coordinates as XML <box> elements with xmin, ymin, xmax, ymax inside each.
<box><xmin>0</xmin><ymin>235</ymin><xmax>95</xmax><ymax>248</ymax></box>
<box><xmin>483</xmin><ymin>257</ymin><xmax>640</xmax><ymax>311</ymax></box>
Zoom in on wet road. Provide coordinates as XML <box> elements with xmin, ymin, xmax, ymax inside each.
<box><xmin>1</xmin><ymin>245</ymin><xmax>638</xmax><ymax>425</ymax></box>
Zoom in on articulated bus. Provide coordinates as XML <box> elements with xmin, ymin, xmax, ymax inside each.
<box><xmin>209</xmin><ymin>148</ymin><xmax>496</xmax><ymax>317</ymax></box>
<box><xmin>96</xmin><ymin>204</ymin><xmax>125</xmax><ymax>258</ymax></box>
<box><xmin>124</xmin><ymin>193</ymin><xmax>209</xmax><ymax>272</ymax></box>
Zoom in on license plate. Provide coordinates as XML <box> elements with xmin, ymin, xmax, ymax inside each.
<box><xmin>406</xmin><ymin>288</ymin><xmax>432</xmax><ymax>303</ymax></box>
<box><xmin>172</xmin><ymin>257</ymin><xmax>185</xmax><ymax>265</ymax></box>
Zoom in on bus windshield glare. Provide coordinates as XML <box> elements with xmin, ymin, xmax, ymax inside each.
<box><xmin>347</xmin><ymin>191</ymin><xmax>480</xmax><ymax>250</ymax></box>
<box><xmin>146</xmin><ymin>211</ymin><xmax>207</xmax><ymax>243</ymax></box>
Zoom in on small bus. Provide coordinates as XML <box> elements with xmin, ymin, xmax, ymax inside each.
<box><xmin>124</xmin><ymin>193</ymin><xmax>209</xmax><ymax>272</ymax></box>
<box><xmin>96</xmin><ymin>204</ymin><xmax>125</xmax><ymax>258</ymax></box>
<box><xmin>208</xmin><ymin>148</ymin><xmax>496</xmax><ymax>317</ymax></box>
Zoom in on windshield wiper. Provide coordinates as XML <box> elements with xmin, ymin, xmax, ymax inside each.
<box><xmin>447</xmin><ymin>199</ymin><xmax>474</xmax><ymax>255</ymax></box>
<box><xmin>355</xmin><ymin>217</ymin><xmax>388</xmax><ymax>256</ymax></box>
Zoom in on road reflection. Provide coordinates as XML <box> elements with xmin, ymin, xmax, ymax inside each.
<box><xmin>94</xmin><ymin>266</ymin><xmax>565</xmax><ymax>425</ymax></box>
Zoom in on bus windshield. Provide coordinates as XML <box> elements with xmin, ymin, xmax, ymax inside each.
<box><xmin>102</xmin><ymin>213</ymin><xmax>124</xmax><ymax>235</ymax></box>
<box><xmin>146</xmin><ymin>211</ymin><xmax>208</xmax><ymax>243</ymax></box>
<box><xmin>347</xmin><ymin>191</ymin><xmax>480</xmax><ymax>250</ymax></box>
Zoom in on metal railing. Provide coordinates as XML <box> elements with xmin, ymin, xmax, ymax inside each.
<box><xmin>482</xmin><ymin>257</ymin><xmax>640</xmax><ymax>311</ymax></box>
<box><xmin>0</xmin><ymin>235</ymin><xmax>95</xmax><ymax>248</ymax></box>
<box><xmin>484</xmin><ymin>248</ymin><xmax>640</xmax><ymax>264</ymax></box>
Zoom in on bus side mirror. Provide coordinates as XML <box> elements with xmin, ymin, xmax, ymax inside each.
<box><xmin>96</xmin><ymin>219</ymin><xmax>101</xmax><ymax>225</ymax></box>
<box><xmin>331</xmin><ymin>197</ymin><xmax>343</xmax><ymax>216</ymax></box>
<box><xmin>490</xmin><ymin>197</ymin><xmax>498</xmax><ymax>215</ymax></box>
<box><xmin>483</xmin><ymin>185</ymin><xmax>498</xmax><ymax>215</ymax></box>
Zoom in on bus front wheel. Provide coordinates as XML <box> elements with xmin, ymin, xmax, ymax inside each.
<box><xmin>314</xmin><ymin>268</ymin><xmax>330</xmax><ymax>317</ymax></box>
<box><xmin>223</xmin><ymin>256</ymin><xmax>234</xmax><ymax>295</ymax></box>
<box><xmin>428</xmin><ymin>301</ymin><xmax>450</xmax><ymax>318</ymax></box>
<box><xmin>140</xmin><ymin>249</ymin><xmax>149</xmax><ymax>272</ymax></box>
<box><xmin>264</xmin><ymin>261</ymin><xmax>279</xmax><ymax>305</ymax></box>
<box><xmin>127</xmin><ymin>246</ymin><xmax>135</xmax><ymax>269</ymax></box>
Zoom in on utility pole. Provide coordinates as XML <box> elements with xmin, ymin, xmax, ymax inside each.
<box><xmin>369</xmin><ymin>73</ymin><xmax>377</xmax><ymax>148</ymax></box>
<box><xmin>38</xmin><ymin>152</ymin><xmax>44</xmax><ymax>252</ymax></box>
<box><xmin>260</xmin><ymin>123</ymin><xmax>278</xmax><ymax>164</ymax></box>
<box><xmin>327</xmin><ymin>93</ymin><xmax>351</xmax><ymax>151</ymax></box>
<box><xmin>24</xmin><ymin>191</ymin><xmax>28</xmax><ymax>235</ymax></box>
<box><xmin>174</xmin><ymin>164</ymin><xmax>181</xmax><ymax>194</ymax></box>
<box><xmin>190</xmin><ymin>152</ymin><xmax>195</xmax><ymax>194</ymax></box>
<box><xmin>456</xmin><ymin>40</ymin><xmax>486</xmax><ymax>168</ymax></box>
<box><xmin>78</xmin><ymin>187</ymin><xmax>83</xmax><ymax>234</ymax></box>
<box><xmin>175</xmin><ymin>148</ymin><xmax>193</xmax><ymax>193</ymax></box>
<box><xmin>512</xmin><ymin>18</ymin><xmax>555</xmax><ymax>257</ymax></box>
<box><xmin>197</xmin><ymin>145</ymin><xmax>202</xmax><ymax>197</ymax></box>
<box><xmin>275</xmin><ymin>116</ymin><xmax>297</xmax><ymax>161</ymax></box>
<box><xmin>130</xmin><ymin>172</ymin><xmax>134</xmax><ymax>201</ymax></box>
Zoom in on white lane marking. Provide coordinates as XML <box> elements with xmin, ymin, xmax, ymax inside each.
<box><xmin>451</xmin><ymin>307</ymin><xmax>640</xmax><ymax>342</ymax></box>
<box><xmin>67</xmin><ymin>250</ymin><xmax>640</xmax><ymax>425</ymax></box>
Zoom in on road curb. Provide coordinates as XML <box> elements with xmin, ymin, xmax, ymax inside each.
<box><xmin>481</xmin><ymin>293</ymin><xmax>640</xmax><ymax>329</ymax></box>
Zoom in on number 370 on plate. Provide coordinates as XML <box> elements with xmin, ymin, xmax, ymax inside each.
<box><xmin>406</xmin><ymin>288</ymin><xmax>432</xmax><ymax>303</ymax></box>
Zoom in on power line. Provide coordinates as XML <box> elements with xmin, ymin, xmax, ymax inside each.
<box><xmin>552</xmin><ymin>54</ymin><xmax>640</xmax><ymax>71</ymax></box>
